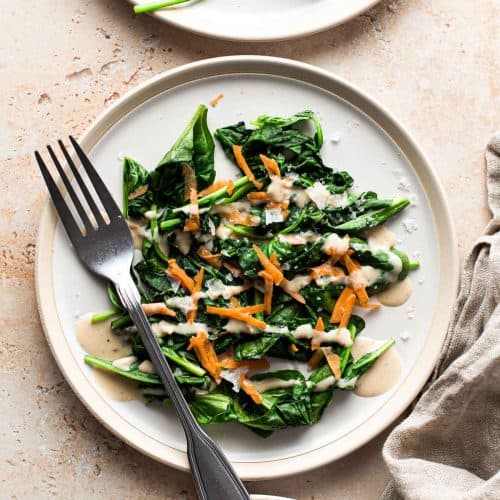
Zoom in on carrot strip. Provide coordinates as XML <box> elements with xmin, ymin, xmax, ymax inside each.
<box><xmin>187</xmin><ymin>267</ymin><xmax>205</xmax><ymax>324</ymax></box>
<box><xmin>206</xmin><ymin>306</ymin><xmax>267</xmax><ymax>330</ymax></box>
<box><xmin>240</xmin><ymin>374</ymin><xmax>263</xmax><ymax>404</ymax></box>
<box><xmin>247</xmin><ymin>191</ymin><xmax>273</xmax><ymax>204</ymax></box>
<box><xmin>222</xmin><ymin>261</ymin><xmax>242</xmax><ymax>277</ymax></box>
<box><xmin>184</xmin><ymin>188</ymin><xmax>200</xmax><ymax>233</ymax></box>
<box><xmin>253</xmin><ymin>244</ymin><xmax>283</xmax><ymax>285</ymax></box>
<box><xmin>308</xmin><ymin>349</ymin><xmax>324</xmax><ymax>368</ymax></box>
<box><xmin>228</xmin><ymin>210</ymin><xmax>259</xmax><ymax>226</ymax></box>
<box><xmin>233</xmin><ymin>304</ymin><xmax>266</xmax><ymax>314</ymax></box>
<box><xmin>269</xmin><ymin>253</ymin><xmax>281</xmax><ymax>270</ymax></box>
<box><xmin>357</xmin><ymin>302</ymin><xmax>381</xmax><ymax>310</ymax></box>
<box><xmin>188</xmin><ymin>330</ymin><xmax>221</xmax><ymax>383</ymax></box>
<box><xmin>197</xmin><ymin>247</ymin><xmax>223</xmax><ymax>269</ymax></box>
<box><xmin>259</xmin><ymin>154</ymin><xmax>281</xmax><ymax>178</ymax></box>
<box><xmin>182</xmin><ymin>164</ymin><xmax>197</xmax><ymax>202</ymax></box>
<box><xmin>324</xmin><ymin>351</ymin><xmax>341</xmax><ymax>380</ymax></box>
<box><xmin>166</xmin><ymin>259</ymin><xmax>194</xmax><ymax>293</ymax></box>
<box><xmin>210</xmin><ymin>92</ymin><xmax>224</xmax><ymax>107</ymax></box>
<box><xmin>128</xmin><ymin>184</ymin><xmax>148</xmax><ymax>200</ymax></box>
<box><xmin>226</xmin><ymin>179</ymin><xmax>234</xmax><ymax>196</ymax></box>
<box><xmin>280</xmin><ymin>278</ymin><xmax>306</xmax><ymax>304</ymax></box>
<box><xmin>342</xmin><ymin>254</ymin><xmax>370</xmax><ymax>305</ymax></box>
<box><xmin>142</xmin><ymin>303</ymin><xmax>176</xmax><ymax>317</ymax></box>
<box><xmin>232</xmin><ymin>145</ymin><xmax>263</xmax><ymax>190</ymax></box>
<box><xmin>219</xmin><ymin>357</ymin><xmax>270</xmax><ymax>370</ymax></box>
<box><xmin>289</xmin><ymin>343</ymin><xmax>299</xmax><ymax>353</ymax></box>
<box><xmin>198</xmin><ymin>180</ymin><xmax>228</xmax><ymax>198</ymax></box>
<box><xmin>339</xmin><ymin>293</ymin><xmax>356</xmax><ymax>329</ymax></box>
<box><xmin>311</xmin><ymin>317</ymin><xmax>325</xmax><ymax>350</ymax></box>
<box><xmin>330</xmin><ymin>286</ymin><xmax>355</xmax><ymax>323</ymax></box>
<box><xmin>259</xmin><ymin>270</ymin><xmax>274</xmax><ymax>314</ymax></box>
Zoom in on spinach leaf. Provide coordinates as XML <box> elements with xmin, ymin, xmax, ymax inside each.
<box><xmin>150</xmin><ymin>105</ymin><xmax>215</xmax><ymax>206</ymax></box>
<box><xmin>123</xmin><ymin>157</ymin><xmax>153</xmax><ymax>218</ymax></box>
<box><xmin>190</xmin><ymin>393</ymin><xmax>237</xmax><ymax>424</ymax></box>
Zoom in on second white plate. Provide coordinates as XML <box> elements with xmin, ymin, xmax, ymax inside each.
<box><xmin>129</xmin><ymin>0</ymin><xmax>382</xmax><ymax>41</ymax></box>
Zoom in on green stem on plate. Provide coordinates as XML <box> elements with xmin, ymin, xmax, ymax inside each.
<box><xmin>91</xmin><ymin>309</ymin><xmax>119</xmax><ymax>323</ymax></box>
<box><xmin>134</xmin><ymin>0</ymin><xmax>191</xmax><ymax>14</ymax></box>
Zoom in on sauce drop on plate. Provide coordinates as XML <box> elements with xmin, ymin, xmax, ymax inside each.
<box><xmin>76</xmin><ymin>313</ymin><xmax>140</xmax><ymax>401</ymax></box>
<box><xmin>351</xmin><ymin>336</ymin><xmax>402</xmax><ymax>397</ymax></box>
<box><xmin>377</xmin><ymin>277</ymin><xmax>413</xmax><ymax>307</ymax></box>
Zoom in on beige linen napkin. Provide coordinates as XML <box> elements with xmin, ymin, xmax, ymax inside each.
<box><xmin>382</xmin><ymin>134</ymin><xmax>500</xmax><ymax>500</ymax></box>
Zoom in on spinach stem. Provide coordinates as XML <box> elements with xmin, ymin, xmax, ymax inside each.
<box><xmin>91</xmin><ymin>309</ymin><xmax>119</xmax><ymax>323</ymax></box>
<box><xmin>134</xmin><ymin>0</ymin><xmax>191</xmax><ymax>14</ymax></box>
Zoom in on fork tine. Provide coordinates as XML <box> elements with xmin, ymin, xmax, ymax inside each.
<box><xmin>58</xmin><ymin>140</ymin><xmax>106</xmax><ymax>227</ymax></box>
<box><xmin>35</xmin><ymin>151</ymin><xmax>83</xmax><ymax>244</ymax></box>
<box><xmin>69</xmin><ymin>136</ymin><xmax>122</xmax><ymax>220</ymax></box>
<box><xmin>47</xmin><ymin>145</ymin><xmax>93</xmax><ymax>232</ymax></box>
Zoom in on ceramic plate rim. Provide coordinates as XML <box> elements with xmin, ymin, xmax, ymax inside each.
<box><xmin>35</xmin><ymin>55</ymin><xmax>459</xmax><ymax>480</ymax></box>
<box><xmin>126</xmin><ymin>0</ymin><xmax>382</xmax><ymax>42</ymax></box>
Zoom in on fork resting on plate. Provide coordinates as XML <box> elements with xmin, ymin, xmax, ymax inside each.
<box><xmin>35</xmin><ymin>136</ymin><xmax>250</xmax><ymax>500</ymax></box>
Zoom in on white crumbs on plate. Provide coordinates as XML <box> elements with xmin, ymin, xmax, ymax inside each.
<box><xmin>399</xmin><ymin>331</ymin><xmax>410</xmax><ymax>341</ymax></box>
<box><xmin>402</xmin><ymin>218</ymin><xmax>419</xmax><ymax>234</ymax></box>
<box><xmin>407</xmin><ymin>305</ymin><xmax>416</xmax><ymax>320</ymax></box>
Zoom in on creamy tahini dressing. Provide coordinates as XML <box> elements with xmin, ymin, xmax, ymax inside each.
<box><xmin>365</xmin><ymin>225</ymin><xmax>397</xmax><ymax>250</ymax></box>
<box><xmin>92</xmin><ymin>369</ymin><xmax>141</xmax><ymax>401</ymax></box>
<box><xmin>251</xmin><ymin>378</ymin><xmax>299</xmax><ymax>393</ymax></box>
<box><xmin>76</xmin><ymin>314</ymin><xmax>140</xmax><ymax>401</ymax></box>
<box><xmin>351</xmin><ymin>336</ymin><xmax>402</xmax><ymax>397</ymax></box>
<box><xmin>377</xmin><ymin>277</ymin><xmax>413</xmax><ymax>307</ymax></box>
<box><xmin>76</xmin><ymin>313</ymin><xmax>132</xmax><ymax>360</ymax></box>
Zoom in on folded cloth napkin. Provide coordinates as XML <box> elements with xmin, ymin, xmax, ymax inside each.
<box><xmin>382</xmin><ymin>134</ymin><xmax>500</xmax><ymax>500</ymax></box>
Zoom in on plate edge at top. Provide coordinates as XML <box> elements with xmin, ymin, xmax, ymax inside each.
<box><xmin>127</xmin><ymin>0</ymin><xmax>382</xmax><ymax>42</ymax></box>
<box><xmin>35</xmin><ymin>56</ymin><xmax>459</xmax><ymax>480</ymax></box>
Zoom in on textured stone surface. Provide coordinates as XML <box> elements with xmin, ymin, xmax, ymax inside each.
<box><xmin>1</xmin><ymin>0</ymin><xmax>498</xmax><ymax>498</ymax></box>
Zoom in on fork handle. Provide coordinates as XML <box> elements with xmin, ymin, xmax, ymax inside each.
<box><xmin>115</xmin><ymin>275</ymin><xmax>250</xmax><ymax>500</ymax></box>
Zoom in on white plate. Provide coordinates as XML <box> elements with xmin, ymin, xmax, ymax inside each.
<box><xmin>128</xmin><ymin>0</ymin><xmax>381</xmax><ymax>41</ymax></box>
<box><xmin>35</xmin><ymin>56</ymin><xmax>458</xmax><ymax>480</ymax></box>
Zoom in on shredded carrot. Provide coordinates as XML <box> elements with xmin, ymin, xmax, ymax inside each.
<box><xmin>222</xmin><ymin>261</ymin><xmax>242</xmax><ymax>277</ymax></box>
<box><xmin>330</xmin><ymin>286</ymin><xmax>356</xmax><ymax>323</ymax></box>
<box><xmin>184</xmin><ymin>188</ymin><xmax>200</xmax><ymax>233</ymax></box>
<box><xmin>218</xmin><ymin>357</ymin><xmax>270</xmax><ymax>370</ymax></box>
<box><xmin>289</xmin><ymin>343</ymin><xmax>299</xmax><ymax>353</ymax></box>
<box><xmin>259</xmin><ymin>270</ymin><xmax>274</xmax><ymax>314</ymax></box>
<box><xmin>205</xmin><ymin>306</ymin><xmax>267</xmax><ymax>330</ymax></box>
<box><xmin>232</xmin><ymin>145</ymin><xmax>262</xmax><ymax>190</ymax></box>
<box><xmin>308</xmin><ymin>349</ymin><xmax>324</xmax><ymax>368</ymax></box>
<box><xmin>247</xmin><ymin>191</ymin><xmax>273</xmax><ymax>204</ymax></box>
<box><xmin>279</xmin><ymin>278</ymin><xmax>306</xmax><ymax>304</ymax></box>
<box><xmin>229</xmin><ymin>297</ymin><xmax>241</xmax><ymax>308</ymax></box>
<box><xmin>182</xmin><ymin>164</ymin><xmax>197</xmax><ymax>202</ymax></box>
<box><xmin>198</xmin><ymin>180</ymin><xmax>229</xmax><ymax>198</ymax></box>
<box><xmin>228</xmin><ymin>210</ymin><xmax>259</xmax><ymax>226</ymax></box>
<box><xmin>269</xmin><ymin>253</ymin><xmax>281</xmax><ymax>270</ymax></box>
<box><xmin>187</xmin><ymin>267</ymin><xmax>205</xmax><ymax>324</ymax></box>
<box><xmin>142</xmin><ymin>302</ymin><xmax>176</xmax><ymax>317</ymax></box>
<box><xmin>188</xmin><ymin>330</ymin><xmax>221</xmax><ymax>383</ymax></box>
<box><xmin>240</xmin><ymin>374</ymin><xmax>263</xmax><ymax>404</ymax></box>
<box><xmin>233</xmin><ymin>304</ymin><xmax>266</xmax><ymax>314</ymax></box>
<box><xmin>339</xmin><ymin>293</ymin><xmax>356</xmax><ymax>329</ymax></box>
<box><xmin>323</xmin><ymin>349</ymin><xmax>341</xmax><ymax>380</ymax></box>
<box><xmin>166</xmin><ymin>259</ymin><xmax>194</xmax><ymax>293</ymax></box>
<box><xmin>128</xmin><ymin>184</ymin><xmax>148</xmax><ymax>200</ymax></box>
<box><xmin>226</xmin><ymin>179</ymin><xmax>234</xmax><ymax>196</ymax></box>
<box><xmin>210</xmin><ymin>92</ymin><xmax>224</xmax><ymax>107</ymax></box>
<box><xmin>197</xmin><ymin>247</ymin><xmax>222</xmax><ymax>269</ymax></box>
<box><xmin>341</xmin><ymin>253</ymin><xmax>369</xmax><ymax>305</ymax></box>
<box><xmin>311</xmin><ymin>317</ymin><xmax>325</xmax><ymax>350</ymax></box>
<box><xmin>309</xmin><ymin>262</ymin><xmax>345</xmax><ymax>280</ymax></box>
<box><xmin>253</xmin><ymin>244</ymin><xmax>283</xmax><ymax>285</ymax></box>
<box><xmin>259</xmin><ymin>154</ymin><xmax>281</xmax><ymax>178</ymax></box>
